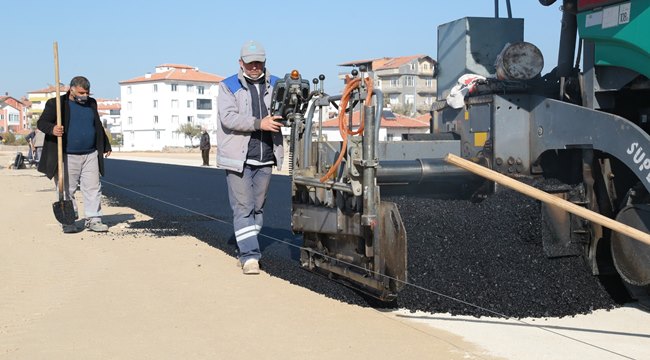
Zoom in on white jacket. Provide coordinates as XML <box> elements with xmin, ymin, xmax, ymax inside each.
<box><xmin>216</xmin><ymin>69</ymin><xmax>283</xmax><ymax>173</ymax></box>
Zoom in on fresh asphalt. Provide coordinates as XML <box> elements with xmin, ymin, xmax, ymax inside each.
<box><xmin>101</xmin><ymin>158</ymin><xmax>300</xmax><ymax>261</ymax></box>
<box><xmin>101</xmin><ymin>158</ymin><xmax>369</xmax><ymax>305</ymax></box>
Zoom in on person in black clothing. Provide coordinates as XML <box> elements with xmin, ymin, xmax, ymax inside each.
<box><xmin>25</xmin><ymin>128</ymin><xmax>36</xmax><ymax>162</ymax></box>
<box><xmin>37</xmin><ymin>76</ymin><xmax>112</xmax><ymax>233</ymax></box>
<box><xmin>199</xmin><ymin>130</ymin><xmax>211</xmax><ymax>166</ymax></box>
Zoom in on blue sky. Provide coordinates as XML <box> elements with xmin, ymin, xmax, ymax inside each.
<box><xmin>1</xmin><ymin>0</ymin><xmax>563</xmax><ymax>99</ymax></box>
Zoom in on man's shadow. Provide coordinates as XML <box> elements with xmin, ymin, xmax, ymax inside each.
<box><xmin>100</xmin><ymin>213</ymin><xmax>136</xmax><ymax>227</ymax></box>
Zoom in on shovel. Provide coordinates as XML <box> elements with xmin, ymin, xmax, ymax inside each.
<box><xmin>51</xmin><ymin>42</ymin><xmax>75</xmax><ymax>225</ymax></box>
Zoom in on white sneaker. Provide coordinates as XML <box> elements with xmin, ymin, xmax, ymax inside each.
<box><xmin>242</xmin><ymin>259</ymin><xmax>260</xmax><ymax>275</ymax></box>
<box><xmin>86</xmin><ymin>220</ymin><xmax>108</xmax><ymax>232</ymax></box>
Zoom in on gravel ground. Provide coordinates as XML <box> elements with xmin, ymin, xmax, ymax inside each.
<box><xmin>104</xmin><ymin>182</ymin><xmax>622</xmax><ymax>319</ymax></box>
<box><xmin>388</xmin><ymin>188</ymin><xmax>620</xmax><ymax>318</ymax></box>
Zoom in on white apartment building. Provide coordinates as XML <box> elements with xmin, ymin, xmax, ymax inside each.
<box><xmin>119</xmin><ymin>64</ymin><xmax>223</xmax><ymax>151</ymax></box>
<box><xmin>96</xmin><ymin>98</ymin><xmax>121</xmax><ymax>142</ymax></box>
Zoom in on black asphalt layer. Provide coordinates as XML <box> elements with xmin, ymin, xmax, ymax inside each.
<box><xmin>102</xmin><ymin>159</ymin><xmax>620</xmax><ymax>318</ymax></box>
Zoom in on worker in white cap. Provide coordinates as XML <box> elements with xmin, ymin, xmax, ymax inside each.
<box><xmin>216</xmin><ymin>40</ymin><xmax>285</xmax><ymax>274</ymax></box>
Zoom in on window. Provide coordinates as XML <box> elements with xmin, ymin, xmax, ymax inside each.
<box><xmin>404</xmin><ymin>94</ymin><xmax>414</xmax><ymax>105</ymax></box>
<box><xmin>187</xmin><ymin>116</ymin><xmax>193</xmax><ymax>123</ymax></box>
<box><xmin>198</xmin><ymin>86</ymin><xmax>205</xmax><ymax>95</ymax></box>
<box><xmin>390</xmin><ymin>78</ymin><xmax>399</xmax><ymax>87</ymax></box>
<box><xmin>187</xmin><ymin>84</ymin><xmax>194</xmax><ymax>92</ymax></box>
<box><xmin>154</xmin><ymin>115</ymin><xmax>159</xmax><ymax>124</ymax></box>
<box><xmin>172</xmin><ymin>115</ymin><xmax>179</xmax><ymax>123</ymax></box>
<box><xmin>423</xmin><ymin>63</ymin><xmax>429</xmax><ymax>71</ymax></box>
<box><xmin>409</xmin><ymin>63</ymin><xmax>416</xmax><ymax>70</ymax></box>
<box><xmin>153</xmin><ymin>84</ymin><xmax>158</xmax><ymax>92</ymax></box>
<box><xmin>425</xmin><ymin>78</ymin><xmax>434</xmax><ymax>87</ymax></box>
<box><xmin>197</xmin><ymin>99</ymin><xmax>212</xmax><ymax>110</ymax></box>
<box><xmin>171</xmin><ymin>99</ymin><xmax>178</xmax><ymax>108</ymax></box>
<box><xmin>387</xmin><ymin>133</ymin><xmax>395</xmax><ymax>141</ymax></box>
<box><xmin>127</xmin><ymin>86</ymin><xmax>132</xmax><ymax>94</ymax></box>
<box><xmin>128</xmin><ymin>116</ymin><xmax>133</xmax><ymax>125</ymax></box>
<box><xmin>127</xmin><ymin>101</ymin><xmax>132</xmax><ymax>110</ymax></box>
<box><xmin>389</xmin><ymin>93</ymin><xmax>399</xmax><ymax>105</ymax></box>
<box><xmin>156</xmin><ymin>131</ymin><xmax>160</xmax><ymax>139</ymax></box>
<box><xmin>187</xmin><ymin>100</ymin><xmax>194</xmax><ymax>108</ymax></box>
<box><xmin>404</xmin><ymin>76</ymin><xmax>414</xmax><ymax>87</ymax></box>
<box><xmin>153</xmin><ymin>100</ymin><xmax>158</xmax><ymax>108</ymax></box>
<box><xmin>171</xmin><ymin>84</ymin><xmax>178</xmax><ymax>91</ymax></box>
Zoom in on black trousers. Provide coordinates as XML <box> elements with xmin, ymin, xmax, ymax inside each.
<box><xmin>201</xmin><ymin>149</ymin><xmax>210</xmax><ymax>165</ymax></box>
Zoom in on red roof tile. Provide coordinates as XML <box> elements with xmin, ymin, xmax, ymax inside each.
<box><xmin>97</xmin><ymin>103</ymin><xmax>121</xmax><ymax>111</ymax></box>
<box><xmin>27</xmin><ymin>85</ymin><xmax>69</xmax><ymax>94</ymax></box>
<box><xmin>416</xmin><ymin>113</ymin><xmax>432</xmax><ymax>122</ymax></box>
<box><xmin>321</xmin><ymin>110</ymin><xmax>429</xmax><ymax>128</ymax></box>
<box><xmin>157</xmin><ymin>63</ymin><xmax>195</xmax><ymax>69</ymax></box>
<box><xmin>374</xmin><ymin>55</ymin><xmax>427</xmax><ymax>70</ymax></box>
<box><xmin>339</xmin><ymin>55</ymin><xmax>435</xmax><ymax>71</ymax></box>
<box><xmin>120</xmin><ymin>64</ymin><xmax>224</xmax><ymax>84</ymax></box>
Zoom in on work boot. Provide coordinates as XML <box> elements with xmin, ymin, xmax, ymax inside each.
<box><xmin>242</xmin><ymin>259</ymin><xmax>260</xmax><ymax>275</ymax></box>
<box><xmin>62</xmin><ymin>224</ymin><xmax>79</xmax><ymax>234</ymax></box>
<box><xmin>86</xmin><ymin>219</ymin><xmax>109</xmax><ymax>232</ymax></box>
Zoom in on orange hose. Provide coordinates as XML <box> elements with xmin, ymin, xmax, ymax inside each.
<box><xmin>319</xmin><ymin>75</ymin><xmax>374</xmax><ymax>182</ymax></box>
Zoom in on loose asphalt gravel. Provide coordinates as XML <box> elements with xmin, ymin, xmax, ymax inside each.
<box><xmin>102</xmin><ymin>161</ymin><xmax>623</xmax><ymax>319</ymax></box>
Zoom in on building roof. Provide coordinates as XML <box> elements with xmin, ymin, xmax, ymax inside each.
<box><xmin>338</xmin><ymin>55</ymin><xmax>435</xmax><ymax>71</ymax></box>
<box><xmin>374</xmin><ymin>55</ymin><xmax>429</xmax><ymax>70</ymax></box>
<box><xmin>0</xmin><ymin>96</ymin><xmax>27</xmax><ymax>109</ymax></box>
<box><xmin>27</xmin><ymin>84</ymin><xmax>69</xmax><ymax>94</ymax></box>
<box><xmin>338</xmin><ymin>58</ymin><xmax>377</xmax><ymax>67</ymax></box>
<box><xmin>97</xmin><ymin>103</ymin><xmax>121</xmax><ymax>111</ymax></box>
<box><xmin>119</xmin><ymin>64</ymin><xmax>224</xmax><ymax>84</ymax></box>
<box><xmin>321</xmin><ymin>110</ymin><xmax>429</xmax><ymax>128</ymax></box>
<box><xmin>157</xmin><ymin>63</ymin><xmax>195</xmax><ymax>69</ymax></box>
<box><xmin>416</xmin><ymin>113</ymin><xmax>432</xmax><ymax>122</ymax></box>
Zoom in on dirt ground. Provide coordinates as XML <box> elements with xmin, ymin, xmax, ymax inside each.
<box><xmin>0</xmin><ymin>150</ymin><xmax>488</xmax><ymax>359</ymax></box>
<box><xmin>3</xmin><ymin>149</ymin><xmax>650</xmax><ymax>360</ymax></box>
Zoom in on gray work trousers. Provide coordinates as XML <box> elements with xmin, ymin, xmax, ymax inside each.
<box><xmin>226</xmin><ymin>165</ymin><xmax>273</xmax><ymax>263</ymax></box>
<box><xmin>54</xmin><ymin>150</ymin><xmax>103</xmax><ymax>222</ymax></box>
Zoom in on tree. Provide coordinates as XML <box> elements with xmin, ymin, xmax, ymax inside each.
<box><xmin>177</xmin><ymin>123</ymin><xmax>202</xmax><ymax>147</ymax></box>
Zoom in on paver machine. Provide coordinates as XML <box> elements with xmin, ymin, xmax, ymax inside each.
<box><xmin>275</xmin><ymin>0</ymin><xmax>650</xmax><ymax>305</ymax></box>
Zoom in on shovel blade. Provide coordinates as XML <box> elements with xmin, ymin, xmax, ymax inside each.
<box><xmin>52</xmin><ymin>200</ymin><xmax>76</xmax><ymax>225</ymax></box>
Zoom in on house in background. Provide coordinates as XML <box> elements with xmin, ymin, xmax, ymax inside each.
<box><xmin>119</xmin><ymin>64</ymin><xmax>223</xmax><ymax>151</ymax></box>
<box><xmin>338</xmin><ymin>55</ymin><xmax>437</xmax><ymax>116</ymax></box>
<box><xmin>26</xmin><ymin>84</ymin><xmax>68</xmax><ymax>124</ymax></box>
<box><xmin>0</xmin><ymin>95</ymin><xmax>30</xmax><ymax>135</ymax></box>
<box><xmin>319</xmin><ymin>108</ymin><xmax>429</xmax><ymax>142</ymax></box>
<box><xmin>96</xmin><ymin>98</ymin><xmax>121</xmax><ymax>144</ymax></box>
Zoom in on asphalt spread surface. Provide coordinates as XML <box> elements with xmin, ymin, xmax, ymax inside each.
<box><xmin>102</xmin><ymin>159</ymin><xmax>621</xmax><ymax>318</ymax></box>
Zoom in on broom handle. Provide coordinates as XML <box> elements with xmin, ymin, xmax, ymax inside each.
<box><xmin>54</xmin><ymin>42</ymin><xmax>64</xmax><ymax>200</ymax></box>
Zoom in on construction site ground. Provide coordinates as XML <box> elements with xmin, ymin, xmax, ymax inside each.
<box><xmin>1</xmin><ymin>148</ymin><xmax>649</xmax><ymax>360</ymax></box>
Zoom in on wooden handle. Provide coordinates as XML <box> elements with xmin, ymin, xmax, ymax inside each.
<box><xmin>444</xmin><ymin>153</ymin><xmax>650</xmax><ymax>246</ymax></box>
<box><xmin>54</xmin><ymin>42</ymin><xmax>64</xmax><ymax>198</ymax></box>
